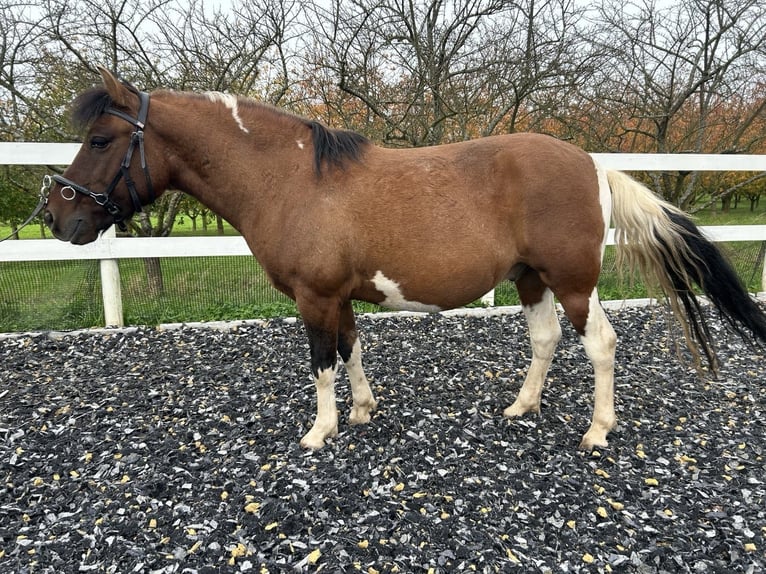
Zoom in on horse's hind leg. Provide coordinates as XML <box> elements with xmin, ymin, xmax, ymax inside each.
<box><xmin>505</xmin><ymin>270</ymin><xmax>562</xmax><ymax>418</ymax></box>
<box><xmin>559</xmin><ymin>288</ymin><xmax>617</xmax><ymax>449</ymax></box>
<box><xmin>338</xmin><ymin>300</ymin><xmax>377</xmax><ymax>425</ymax></box>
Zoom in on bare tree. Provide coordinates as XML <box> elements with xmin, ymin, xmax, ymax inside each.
<box><xmin>302</xmin><ymin>0</ymin><xmax>595</xmax><ymax>146</ymax></box>
<box><xmin>305</xmin><ymin>0</ymin><xmax>514</xmax><ymax>146</ymax></box>
<box><xmin>150</xmin><ymin>0</ymin><xmax>301</xmax><ymax>101</ymax></box>
<box><xmin>589</xmin><ymin>0</ymin><xmax>766</xmax><ymax>208</ymax></box>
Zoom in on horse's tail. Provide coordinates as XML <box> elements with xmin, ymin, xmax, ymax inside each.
<box><xmin>606</xmin><ymin>169</ymin><xmax>766</xmax><ymax>372</ymax></box>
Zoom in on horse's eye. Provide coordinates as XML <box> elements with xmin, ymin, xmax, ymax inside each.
<box><xmin>90</xmin><ymin>137</ymin><xmax>110</xmax><ymax>150</ymax></box>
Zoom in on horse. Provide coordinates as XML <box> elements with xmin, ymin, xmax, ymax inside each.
<box><xmin>43</xmin><ymin>67</ymin><xmax>766</xmax><ymax>450</ymax></box>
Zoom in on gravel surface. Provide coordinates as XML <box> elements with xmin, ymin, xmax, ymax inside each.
<box><xmin>1</xmin><ymin>306</ymin><xmax>765</xmax><ymax>573</ymax></box>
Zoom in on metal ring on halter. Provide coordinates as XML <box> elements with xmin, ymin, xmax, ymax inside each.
<box><xmin>60</xmin><ymin>186</ymin><xmax>77</xmax><ymax>201</ymax></box>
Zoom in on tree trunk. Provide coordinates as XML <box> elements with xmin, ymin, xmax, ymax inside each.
<box><xmin>144</xmin><ymin>257</ymin><xmax>164</xmax><ymax>296</ymax></box>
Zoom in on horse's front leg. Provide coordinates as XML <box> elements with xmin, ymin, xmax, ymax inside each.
<box><xmin>298</xmin><ymin>296</ymin><xmax>341</xmax><ymax>450</ymax></box>
<box><xmin>338</xmin><ymin>300</ymin><xmax>377</xmax><ymax>425</ymax></box>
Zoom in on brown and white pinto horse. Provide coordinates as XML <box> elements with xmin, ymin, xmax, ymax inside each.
<box><xmin>44</xmin><ymin>68</ymin><xmax>766</xmax><ymax>450</ymax></box>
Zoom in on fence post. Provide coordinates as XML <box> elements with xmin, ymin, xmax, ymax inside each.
<box><xmin>99</xmin><ymin>227</ymin><xmax>124</xmax><ymax>327</ymax></box>
<box><xmin>762</xmin><ymin>251</ymin><xmax>766</xmax><ymax>294</ymax></box>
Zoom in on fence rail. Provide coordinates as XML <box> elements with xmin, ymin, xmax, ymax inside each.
<box><xmin>2</xmin><ymin>143</ymin><xmax>766</xmax><ymax>328</ymax></box>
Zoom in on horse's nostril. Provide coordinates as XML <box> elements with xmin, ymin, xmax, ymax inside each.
<box><xmin>43</xmin><ymin>210</ymin><xmax>53</xmax><ymax>227</ymax></box>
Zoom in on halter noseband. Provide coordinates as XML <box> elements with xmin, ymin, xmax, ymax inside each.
<box><xmin>51</xmin><ymin>90</ymin><xmax>155</xmax><ymax>232</ymax></box>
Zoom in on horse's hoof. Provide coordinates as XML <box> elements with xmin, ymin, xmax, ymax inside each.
<box><xmin>349</xmin><ymin>399</ymin><xmax>377</xmax><ymax>425</ymax></box>
<box><xmin>300</xmin><ymin>425</ymin><xmax>337</xmax><ymax>450</ymax></box>
<box><xmin>503</xmin><ymin>402</ymin><xmax>540</xmax><ymax>418</ymax></box>
<box><xmin>578</xmin><ymin>431</ymin><xmax>609</xmax><ymax>451</ymax></box>
<box><xmin>300</xmin><ymin>435</ymin><xmax>325</xmax><ymax>450</ymax></box>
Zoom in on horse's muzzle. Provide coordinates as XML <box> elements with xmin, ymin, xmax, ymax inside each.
<box><xmin>44</xmin><ymin>209</ymin><xmax>90</xmax><ymax>244</ymax></box>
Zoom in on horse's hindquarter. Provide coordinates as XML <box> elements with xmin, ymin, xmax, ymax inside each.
<box><xmin>343</xmin><ymin>133</ymin><xmax>605</xmax><ymax>311</ymax></box>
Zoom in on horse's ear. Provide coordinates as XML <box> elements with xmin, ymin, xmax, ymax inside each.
<box><xmin>97</xmin><ymin>65</ymin><xmax>134</xmax><ymax>109</ymax></box>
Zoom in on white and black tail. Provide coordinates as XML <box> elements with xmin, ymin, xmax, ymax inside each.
<box><xmin>607</xmin><ymin>169</ymin><xmax>766</xmax><ymax>371</ymax></box>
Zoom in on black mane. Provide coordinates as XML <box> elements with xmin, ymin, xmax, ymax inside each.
<box><xmin>307</xmin><ymin>120</ymin><xmax>369</xmax><ymax>174</ymax></box>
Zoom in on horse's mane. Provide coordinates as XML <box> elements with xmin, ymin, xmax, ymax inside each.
<box><xmin>238</xmin><ymin>99</ymin><xmax>369</xmax><ymax>174</ymax></box>
<box><xmin>70</xmin><ymin>83</ymin><xmax>370</xmax><ymax>174</ymax></box>
<box><xmin>305</xmin><ymin>119</ymin><xmax>369</xmax><ymax>174</ymax></box>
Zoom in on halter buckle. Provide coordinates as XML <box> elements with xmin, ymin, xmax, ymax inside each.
<box><xmin>40</xmin><ymin>174</ymin><xmax>53</xmax><ymax>199</ymax></box>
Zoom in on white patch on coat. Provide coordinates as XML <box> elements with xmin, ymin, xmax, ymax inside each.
<box><xmin>371</xmin><ymin>270</ymin><xmax>441</xmax><ymax>313</ymax></box>
<box><xmin>296</xmin><ymin>139</ymin><xmax>305</xmax><ymax>149</ymax></box>
<box><xmin>205</xmin><ymin>92</ymin><xmax>250</xmax><ymax>134</ymax></box>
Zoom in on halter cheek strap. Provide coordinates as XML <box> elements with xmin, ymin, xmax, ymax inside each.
<box><xmin>51</xmin><ymin>90</ymin><xmax>154</xmax><ymax>232</ymax></box>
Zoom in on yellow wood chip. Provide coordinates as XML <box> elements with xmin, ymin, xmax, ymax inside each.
<box><xmin>597</xmin><ymin>506</ymin><xmax>608</xmax><ymax>518</ymax></box>
<box><xmin>595</xmin><ymin>468</ymin><xmax>610</xmax><ymax>479</ymax></box>
<box><xmin>507</xmin><ymin>549</ymin><xmax>520</xmax><ymax>563</ymax></box>
<box><xmin>306</xmin><ymin>548</ymin><xmax>321</xmax><ymax>564</ymax></box>
<box><xmin>244</xmin><ymin>502</ymin><xmax>261</xmax><ymax>514</ymax></box>
<box><xmin>644</xmin><ymin>477</ymin><xmax>659</xmax><ymax>486</ymax></box>
<box><xmin>357</xmin><ymin>539</ymin><xmax>369</xmax><ymax>549</ymax></box>
<box><xmin>149</xmin><ymin>518</ymin><xmax>157</xmax><ymax>529</ymax></box>
<box><xmin>744</xmin><ymin>543</ymin><xmax>757</xmax><ymax>552</ymax></box>
<box><xmin>393</xmin><ymin>483</ymin><xmax>404</xmax><ymax>492</ymax></box>
<box><xmin>567</xmin><ymin>520</ymin><xmax>576</xmax><ymax>529</ymax></box>
<box><xmin>582</xmin><ymin>553</ymin><xmax>595</xmax><ymax>563</ymax></box>
<box><xmin>593</xmin><ymin>484</ymin><xmax>605</xmax><ymax>495</ymax></box>
<box><xmin>265</xmin><ymin>522</ymin><xmax>279</xmax><ymax>531</ymax></box>
<box><xmin>607</xmin><ymin>499</ymin><xmax>624</xmax><ymax>511</ymax></box>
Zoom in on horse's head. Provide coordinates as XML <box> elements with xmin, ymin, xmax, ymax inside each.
<box><xmin>45</xmin><ymin>67</ymin><xmax>163</xmax><ymax>244</ymax></box>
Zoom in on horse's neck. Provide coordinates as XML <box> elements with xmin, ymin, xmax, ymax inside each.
<box><xmin>157</xmin><ymin>93</ymin><xmax>310</xmax><ymax>232</ymax></box>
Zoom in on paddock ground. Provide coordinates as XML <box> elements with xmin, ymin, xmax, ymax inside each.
<box><xmin>1</xmin><ymin>307</ymin><xmax>764</xmax><ymax>573</ymax></box>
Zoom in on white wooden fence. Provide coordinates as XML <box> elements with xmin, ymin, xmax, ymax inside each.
<box><xmin>1</xmin><ymin>142</ymin><xmax>765</xmax><ymax>327</ymax></box>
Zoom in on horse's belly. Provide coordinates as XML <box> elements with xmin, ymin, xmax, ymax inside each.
<box><xmin>354</xmin><ymin>268</ymin><xmax>498</xmax><ymax>313</ymax></box>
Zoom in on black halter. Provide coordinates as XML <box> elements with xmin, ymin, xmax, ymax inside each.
<box><xmin>51</xmin><ymin>90</ymin><xmax>155</xmax><ymax>231</ymax></box>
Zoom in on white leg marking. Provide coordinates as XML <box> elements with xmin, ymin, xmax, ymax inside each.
<box><xmin>205</xmin><ymin>92</ymin><xmax>250</xmax><ymax>134</ymax></box>
<box><xmin>345</xmin><ymin>339</ymin><xmax>377</xmax><ymax>424</ymax></box>
<box><xmin>505</xmin><ymin>289</ymin><xmax>561</xmax><ymax>418</ymax></box>
<box><xmin>300</xmin><ymin>365</ymin><xmax>339</xmax><ymax>449</ymax></box>
<box><xmin>371</xmin><ymin>270</ymin><xmax>442</xmax><ymax>313</ymax></box>
<box><xmin>579</xmin><ymin>289</ymin><xmax>618</xmax><ymax>450</ymax></box>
